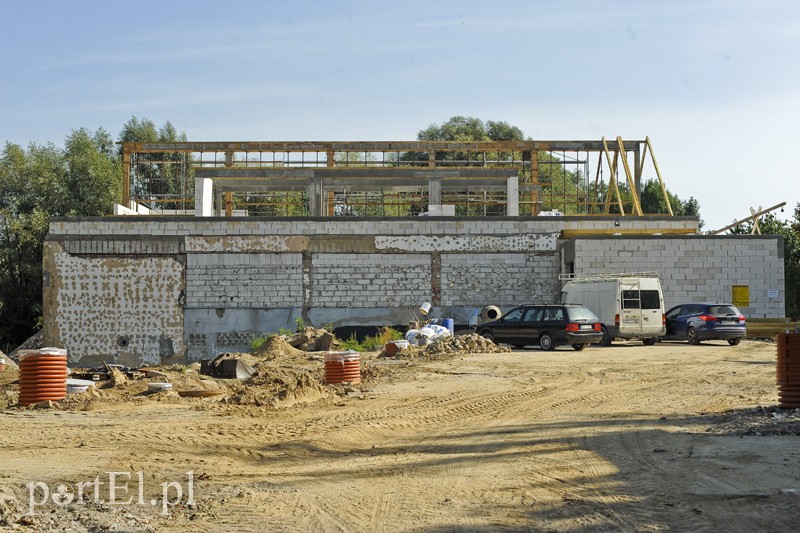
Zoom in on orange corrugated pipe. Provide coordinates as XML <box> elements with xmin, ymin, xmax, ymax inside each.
<box><xmin>18</xmin><ymin>349</ymin><xmax>68</xmax><ymax>406</ymax></box>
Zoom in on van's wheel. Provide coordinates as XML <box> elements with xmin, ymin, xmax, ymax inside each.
<box><xmin>728</xmin><ymin>337</ymin><xmax>741</xmax><ymax>346</ymax></box>
<box><xmin>687</xmin><ymin>327</ymin><xmax>701</xmax><ymax>345</ymax></box>
<box><xmin>598</xmin><ymin>325</ymin><xmax>612</xmax><ymax>346</ymax></box>
<box><xmin>481</xmin><ymin>331</ymin><xmax>494</xmax><ymax>343</ymax></box>
<box><xmin>572</xmin><ymin>343</ymin><xmax>587</xmax><ymax>351</ymax></box>
<box><xmin>642</xmin><ymin>338</ymin><xmax>657</xmax><ymax>346</ymax></box>
<box><xmin>539</xmin><ymin>333</ymin><xmax>555</xmax><ymax>351</ymax></box>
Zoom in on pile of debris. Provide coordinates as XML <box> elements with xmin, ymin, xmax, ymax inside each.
<box><xmin>285</xmin><ymin>327</ymin><xmax>338</xmax><ymax>352</ymax></box>
<box><xmin>424</xmin><ymin>333</ymin><xmax>511</xmax><ymax>355</ymax></box>
<box><xmin>0</xmin><ymin>349</ymin><xmax>17</xmax><ymax>371</ymax></box>
<box><xmin>382</xmin><ymin>332</ymin><xmax>510</xmax><ymax>358</ymax></box>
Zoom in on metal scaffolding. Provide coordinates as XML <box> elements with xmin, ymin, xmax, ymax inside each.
<box><xmin>120</xmin><ymin>138</ymin><xmax>672</xmax><ymax>217</ymax></box>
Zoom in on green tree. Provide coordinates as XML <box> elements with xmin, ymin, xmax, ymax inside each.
<box><xmin>64</xmin><ymin>128</ymin><xmax>121</xmax><ymax>215</ymax></box>
<box><xmin>0</xmin><ymin>142</ymin><xmax>67</xmax><ymax>348</ymax></box>
<box><xmin>119</xmin><ymin>116</ymin><xmax>190</xmax><ymax>211</ymax></box>
<box><xmin>639</xmin><ymin>179</ymin><xmax>704</xmax><ymax>228</ymax></box>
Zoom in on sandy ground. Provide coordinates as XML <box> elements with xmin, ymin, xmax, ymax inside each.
<box><xmin>2</xmin><ymin>338</ymin><xmax>800</xmax><ymax>532</ymax></box>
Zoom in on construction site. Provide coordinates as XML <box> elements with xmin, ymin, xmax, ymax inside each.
<box><xmin>1</xmin><ymin>137</ymin><xmax>798</xmax><ymax>532</ymax></box>
<box><xmin>42</xmin><ymin>138</ymin><xmax>785</xmax><ymax>364</ymax></box>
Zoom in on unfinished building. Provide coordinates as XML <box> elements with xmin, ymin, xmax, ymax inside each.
<box><xmin>42</xmin><ymin>139</ymin><xmax>785</xmax><ymax>365</ymax></box>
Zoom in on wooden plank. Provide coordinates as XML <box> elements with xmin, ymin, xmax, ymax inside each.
<box><xmin>560</xmin><ymin>228</ymin><xmax>696</xmax><ymax>239</ymax></box>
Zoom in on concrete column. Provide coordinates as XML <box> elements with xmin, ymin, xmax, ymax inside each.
<box><xmin>308</xmin><ymin>177</ymin><xmax>323</xmax><ymax>216</ymax></box>
<box><xmin>428</xmin><ymin>177</ymin><xmax>442</xmax><ymax>209</ymax></box>
<box><xmin>507</xmin><ymin>176</ymin><xmax>519</xmax><ymax>216</ymax></box>
<box><xmin>194</xmin><ymin>177</ymin><xmax>213</xmax><ymax>217</ymax></box>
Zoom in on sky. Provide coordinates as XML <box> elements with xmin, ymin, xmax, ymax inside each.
<box><xmin>1</xmin><ymin>0</ymin><xmax>798</xmax><ymax>230</ymax></box>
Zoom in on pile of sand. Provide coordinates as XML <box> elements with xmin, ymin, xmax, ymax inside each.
<box><xmin>225</xmin><ymin>364</ymin><xmax>328</xmax><ymax>408</ymax></box>
<box><xmin>252</xmin><ymin>335</ymin><xmax>308</xmax><ymax>361</ymax></box>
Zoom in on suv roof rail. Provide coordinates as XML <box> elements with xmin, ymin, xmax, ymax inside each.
<box><xmin>558</xmin><ymin>271</ymin><xmax>660</xmax><ymax>282</ymax></box>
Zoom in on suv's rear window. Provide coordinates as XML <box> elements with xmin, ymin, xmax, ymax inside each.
<box><xmin>709</xmin><ymin>305</ymin><xmax>740</xmax><ymax>316</ymax></box>
<box><xmin>567</xmin><ymin>307</ymin><xmax>599</xmax><ymax>322</ymax></box>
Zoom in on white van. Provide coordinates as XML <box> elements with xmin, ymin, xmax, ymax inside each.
<box><xmin>559</xmin><ymin>273</ymin><xmax>666</xmax><ymax>346</ymax></box>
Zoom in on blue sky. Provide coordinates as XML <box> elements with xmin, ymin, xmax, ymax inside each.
<box><xmin>1</xmin><ymin>0</ymin><xmax>797</xmax><ymax>230</ymax></box>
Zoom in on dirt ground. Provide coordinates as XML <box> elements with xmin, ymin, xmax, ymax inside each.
<box><xmin>1</xmin><ymin>337</ymin><xmax>800</xmax><ymax>532</ymax></box>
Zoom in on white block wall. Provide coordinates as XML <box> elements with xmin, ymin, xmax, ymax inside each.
<box><xmin>309</xmin><ymin>254</ymin><xmax>431</xmax><ymax>307</ymax></box>
<box><xmin>567</xmin><ymin>236</ymin><xmax>785</xmax><ymax>318</ymax></box>
<box><xmin>185</xmin><ymin>253</ymin><xmax>304</xmax><ymax>308</ymax></box>
<box><xmin>48</xmin><ymin>216</ymin><xmax>782</xmax><ymax>364</ymax></box>
<box><xmin>441</xmin><ymin>253</ymin><xmax>560</xmax><ymax>306</ymax></box>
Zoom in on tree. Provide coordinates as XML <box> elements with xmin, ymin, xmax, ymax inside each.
<box><xmin>639</xmin><ymin>179</ymin><xmax>704</xmax><ymax>228</ymax></box>
<box><xmin>0</xmin><ymin>142</ymin><xmax>67</xmax><ymax>348</ymax></box>
<box><xmin>119</xmin><ymin>116</ymin><xmax>190</xmax><ymax>211</ymax></box>
<box><xmin>63</xmin><ymin>128</ymin><xmax>120</xmax><ymax>216</ymax></box>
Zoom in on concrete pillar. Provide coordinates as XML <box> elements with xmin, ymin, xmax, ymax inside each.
<box><xmin>194</xmin><ymin>177</ymin><xmax>213</xmax><ymax>217</ymax></box>
<box><xmin>428</xmin><ymin>177</ymin><xmax>442</xmax><ymax>209</ymax></box>
<box><xmin>308</xmin><ymin>177</ymin><xmax>323</xmax><ymax>216</ymax></box>
<box><xmin>507</xmin><ymin>176</ymin><xmax>519</xmax><ymax>216</ymax></box>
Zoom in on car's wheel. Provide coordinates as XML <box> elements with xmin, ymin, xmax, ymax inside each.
<box><xmin>572</xmin><ymin>343</ymin><xmax>587</xmax><ymax>351</ymax></box>
<box><xmin>728</xmin><ymin>337</ymin><xmax>742</xmax><ymax>346</ymax></box>
<box><xmin>539</xmin><ymin>333</ymin><xmax>555</xmax><ymax>351</ymax></box>
<box><xmin>642</xmin><ymin>338</ymin><xmax>657</xmax><ymax>346</ymax></box>
<box><xmin>687</xmin><ymin>327</ymin><xmax>700</xmax><ymax>345</ymax></box>
<box><xmin>598</xmin><ymin>325</ymin><xmax>612</xmax><ymax>347</ymax></box>
<box><xmin>481</xmin><ymin>331</ymin><xmax>494</xmax><ymax>343</ymax></box>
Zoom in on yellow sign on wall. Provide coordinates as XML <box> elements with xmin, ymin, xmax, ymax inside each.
<box><xmin>732</xmin><ymin>285</ymin><xmax>750</xmax><ymax>307</ymax></box>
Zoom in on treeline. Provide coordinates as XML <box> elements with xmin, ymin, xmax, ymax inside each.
<box><xmin>0</xmin><ymin>117</ymin><xmax>183</xmax><ymax>350</ymax></box>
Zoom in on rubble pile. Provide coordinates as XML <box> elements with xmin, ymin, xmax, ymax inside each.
<box><xmin>285</xmin><ymin>327</ymin><xmax>339</xmax><ymax>352</ymax></box>
<box><xmin>0</xmin><ymin>349</ymin><xmax>17</xmax><ymax>371</ymax></box>
<box><xmin>700</xmin><ymin>405</ymin><xmax>800</xmax><ymax>436</ymax></box>
<box><xmin>423</xmin><ymin>333</ymin><xmax>511</xmax><ymax>356</ymax></box>
<box><xmin>0</xmin><ymin>486</ymin><xmax>22</xmax><ymax>528</ymax></box>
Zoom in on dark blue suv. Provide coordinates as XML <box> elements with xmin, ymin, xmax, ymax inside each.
<box><xmin>663</xmin><ymin>303</ymin><xmax>746</xmax><ymax>345</ymax></box>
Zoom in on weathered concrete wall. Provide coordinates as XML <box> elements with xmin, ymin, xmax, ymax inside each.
<box><xmin>42</xmin><ymin>241</ymin><xmax>185</xmax><ymax>366</ymax></box>
<box><xmin>563</xmin><ymin>236</ymin><xmax>785</xmax><ymax>318</ymax></box>
<box><xmin>43</xmin><ymin>215</ymin><xmax>710</xmax><ymax>363</ymax></box>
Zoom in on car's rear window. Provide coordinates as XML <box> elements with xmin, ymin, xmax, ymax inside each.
<box><xmin>567</xmin><ymin>307</ymin><xmax>599</xmax><ymax>322</ymax></box>
<box><xmin>709</xmin><ymin>305</ymin><xmax>740</xmax><ymax>316</ymax></box>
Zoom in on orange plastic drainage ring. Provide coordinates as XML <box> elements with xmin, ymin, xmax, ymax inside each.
<box><xmin>323</xmin><ymin>352</ymin><xmax>361</xmax><ymax>385</ymax></box>
<box><xmin>777</xmin><ymin>333</ymin><xmax>800</xmax><ymax>408</ymax></box>
<box><xmin>17</xmin><ymin>348</ymin><xmax>68</xmax><ymax>406</ymax></box>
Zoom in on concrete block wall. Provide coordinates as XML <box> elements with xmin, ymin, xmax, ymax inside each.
<box><xmin>185</xmin><ymin>253</ymin><xmax>303</xmax><ymax>308</ymax></box>
<box><xmin>43</xmin><ymin>215</ymin><xmax>712</xmax><ymax>363</ymax></box>
<box><xmin>440</xmin><ymin>253</ymin><xmax>560</xmax><ymax>306</ymax></box>
<box><xmin>564</xmin><ymin>236</ymin><xmax>785</xmax><ymax>318</ymax></box>
<box><xmin>309</xmin><ymin>254</ymin><xmax>431</xmax><ymax>308</ymax></box>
